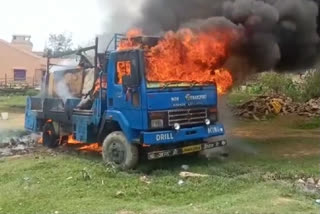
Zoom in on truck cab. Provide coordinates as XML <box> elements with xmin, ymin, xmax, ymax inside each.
<box><xmin>25</xmin><ymin>35</ymin><xmax>227</xmax><ymax>169</ymax></box>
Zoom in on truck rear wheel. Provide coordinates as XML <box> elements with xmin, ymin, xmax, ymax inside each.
<box><xmin>43</xmin><ymin>122</ymin><xmax>59</xmax><ymax>148</ymax></box>
<box><xmin>102</xmin><ymin>131</ymin><xmax>138</xmax><ymax>170</ymax></box>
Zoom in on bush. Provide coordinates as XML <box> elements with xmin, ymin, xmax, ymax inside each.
<box><xmin>25</xmin><ymin>89</ymin><xmax>39</xmax><ymax>96</ymax></box>
<box><xmin>258</xmin><ymin>72</ymin><xmax>303</xmax><ymax>101</ymax></box>
<box><xmin>302</xmin><ymin>71</ymin><xmax>320</xmax><ymax>101</ymax></box>
<box><xmin>228</xmin><ymin>71</ymin><xmax>320</xmax><ymax>106</ymax></box>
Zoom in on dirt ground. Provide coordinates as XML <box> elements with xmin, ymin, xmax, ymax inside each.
<box><xmin>0</xmin><ymin>112</ymin><xmax>24</xmax><ymax>132</ymax></box>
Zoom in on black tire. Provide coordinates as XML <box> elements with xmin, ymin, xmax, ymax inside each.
<box><xmin>43</xmin><ymin>122</ymin><xmax>59</xmax><ymax>148</ymax></box>
<box><xmin>102</xmin><ymin>131</ymin><xmax>138</xmax><ymax>170</ymax></box>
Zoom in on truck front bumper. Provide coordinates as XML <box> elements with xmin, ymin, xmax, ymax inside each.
<box><xmin>147</xmin><ymin>139</ymin><xmax>227</xmax><ymax>160</ymax></box>
<box><xmin>142</xmin><ymin>123</ymin><xmax>225</xmax><ymax>146</ymax></box>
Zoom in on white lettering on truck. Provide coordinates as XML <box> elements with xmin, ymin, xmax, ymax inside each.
<box><xmin>156</xmin><ymin>133</ymin><xmax>174</xmax><ymax>141</ymax></box>
<box><xmin>171</xmin><ymin>97</ymin><xmax>180</xmax><ymax>102</ymax></box>
<box><xmin>208</xmin><ymin>127</ymin><xmax>218</xmax><ymax>134</ymax></box>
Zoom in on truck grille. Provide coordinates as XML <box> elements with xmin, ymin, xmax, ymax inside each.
<box><xmin>168</xmin><ymin>108</ymin><xmax>207</xmax><ymax>126</ymax></box>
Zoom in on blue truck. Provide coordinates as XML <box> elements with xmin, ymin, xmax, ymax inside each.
<box><xmin>25</xmin><ymin>35</ymin><xmax>227</xmax><ymax>169</ymax></box>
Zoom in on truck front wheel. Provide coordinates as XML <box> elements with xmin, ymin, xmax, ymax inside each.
<box><xmin>102</xmin><ymin>131</ymin><xmax>138</xmax><ymax>170</ymax></box>
<box><xmin>42</xmin><ymin>122</ymin><xmax>59</xmax><ymax>148</ymax></box>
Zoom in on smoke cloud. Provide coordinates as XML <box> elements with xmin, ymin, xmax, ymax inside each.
<box><xmin>100</xmin><ymin>0</ymin><xmax>319</xmax><ymax>71</ymax></box>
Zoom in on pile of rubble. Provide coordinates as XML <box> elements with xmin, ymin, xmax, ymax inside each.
<box><xmin>0</xmin><ymin>135</ymin><xmax>39</xmax><ymax>157</ymax></box>
<box><xmin>295</xmin><ymin>177</ymin><xmax>320</xmax><ymax>194</ymax></box>
<box><xmin>234</xmin><ymin>95</ymin><xmax>320</xmax><ymax>120</ymax></box>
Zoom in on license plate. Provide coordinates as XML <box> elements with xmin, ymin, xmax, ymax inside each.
<box><xmin>182</xmin><ymin>145</ymin><xmax>202</xmax><ymax>154</ymax></box>
<box><xmin>147</xmin><ymin>140</ymin><xmax>227</xmax><ymax>160</ymax></box>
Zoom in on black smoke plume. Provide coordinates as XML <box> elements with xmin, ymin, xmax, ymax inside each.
<box><xmin>100</xmin><ymin>0</ymin><xmax>319</xmax><ymax>71</ymax></box>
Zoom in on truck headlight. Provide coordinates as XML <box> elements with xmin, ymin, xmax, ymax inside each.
<box><xmin>174</xmin><ymin>123</ymin><xmax>180</xmax><ymax>131</ymax></box>
<box><xmin>149</xmin><ymin>112</ymin><xmax>168</xmax><ymax>129</ymax></box>
<box><xmin>151</xmin><ymin>119</ymin><xmax>164</xmax><ymax>128</ymax></box>
<box><xmin>208</xmin><ymin>107</ymin><xmax>218</xmax><ymax>122</ymax></box>
<box><xmin>205</xmin><ymin>119</ymin><xmax>211</xmax><ymax>126</ymax></box>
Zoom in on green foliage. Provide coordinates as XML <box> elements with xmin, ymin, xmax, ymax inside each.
<box><xmin>0</xmin><ymin>96</ymin><xmax>26</xmax><ymax>111</ymax></box>
<box><xmin>302</xmin><ymin>71</ymin><xmax>320</xmax><ymax>101</ymax></box>
<box><xmin>25</xmin><ymin>89</ymin><xmax>38</xmax><ymax>96</ymax></box>
<box><xmin>258</xmin><ymin>72</ymin><xmax>303</xmax><ymax>101</ymax></box>
<box><xmin>227</xmin><ymin>90</ymin><xmax>258</xmax><ymax>106</ymax></box>
<box><xmin>290</xmin><ymin>117</ymin><xmax>320</xmax><ymax>130</ymax></box>
<box><xmin>228</xmin><ymin>71</ymin><xmax>320</xmax><ymax>106</ymax></box>
<box><xmin>46</xmin><ymin>32</ymin><xmax>73</xmax><ymax>55</ymax></box>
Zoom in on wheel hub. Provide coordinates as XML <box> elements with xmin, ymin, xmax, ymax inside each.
<box><xmin>109</xmin><ymin>142</ymin><xmax>125</xmax><ymax>164</ymax></box>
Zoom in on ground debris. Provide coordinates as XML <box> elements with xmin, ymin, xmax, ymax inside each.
<box><xmin>115</xmin><ymin>191</ymin><xmax>125</xmax><ymax>197</ymax></box>
<box><xmin>81</xmin><ymin>168</ymin><xmax>92</xmax><ymax>181</ymax></box>
<box><xmin>179</xmin><ymin>171</ymin><xmax>209</xmax><ymax>178</ymax></box>
<box><xmin>139</xmin><ymin>175</ymin><xmax>151</xmax><ymax>185</ymax></box>
<box><xmin>295</xmin><ymin>177</ymin><xmax>320</xmax><ymax>194</ymax></box>
<box><xmin>0</xmin><ymin>134</ymin><xmax>40</xmax><ymax>158</ymax></box>
<box><xmin>234</xmin><ymin>95</ymin><xmax>320</xmax><ymax>120</ymax></box>
<box><xmin>181</xmin><ymin>164</ymin><xmax>190</xmax><ymax>171</ymax></box>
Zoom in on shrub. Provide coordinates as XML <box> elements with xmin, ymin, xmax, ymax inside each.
<box><xmin>302</xmin><ymin>71</ymin><xmax>320</xmax><ymax>101</ymax></box>
<box><xmin>258</xmin><ymin>72</ymin><xmax>303</xmax><ymax>101</ymax></box>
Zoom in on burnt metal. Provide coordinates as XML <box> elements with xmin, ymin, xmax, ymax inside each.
<box><xmin>131</xmin><ymin>36</ymin><xmax>160</xmax><ymax>47</ymax></box>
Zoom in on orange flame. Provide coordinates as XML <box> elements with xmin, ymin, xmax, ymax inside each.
<box><xmin>118</xmin><ymin>28</ymin><xmax>235</xmax><ymax>94</ymax></box>
<box><xmin>118</xmin><ymin>28</ymin><xmax>143</xmax><ymax>51</ymax></box>
<box><xmin>38</xmin><ymin>135</ymin><xmax>102</xmax><ymax>153</ymax></box>
<box><xmin>67</xmin><ymin>135</ymin><xmax>102</xmax><ymax>153</ymax></box>
<box><xmin>93</xmin><ymin>78</ymin><xmax>107</xmax><ymax>94</ymax></box>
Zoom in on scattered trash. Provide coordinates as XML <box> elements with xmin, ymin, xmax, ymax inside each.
<box><xmin>307</xmin><ymin>178</ymin><xmax>315</xmax><ymax>185</ymax></box>
<box><xmin>181</xmin><ymin>165</ymin><xmax>190</xmax><ymax>171</ymax></box>
<box><xmin>139</xmin><ymin>176</ymin><xmax>151</xmax><ymax>185</ymax></box>
<box><xmin>179</xmin><ymin>171</ymin><xmax>209</xmax><ymax>178</ymax></box>
<box><xmin>297</xmin><ymin>179</ymin><xmax>305</xmax><ymax>185</ymax></box>
<box><xmin>116</xmin><ymin>191</ymin><xmax>125</xmax><ymax>197</ymax></box>
<box><xmin>178</xmin><ymin>180</ymin><xmax>184</xmax><ymax>185</ymax></box>
<box><xmin>1</xmin><ymin>112</ymin><xmax>9</xmax><ymax>120</ymax></box>
<box><xmin>81</xmin><ymin>168</ymin><xmax>92</xmax><ymax>181</ymax></box>
<box><xmin>66</xmin><ymin>177</ymin><xmax>73</xmax><ymax>180</ymax></box>
<box><xmin>295</xmin><ymin>178</ymin><xmax>320</xmax><ymax>194</ymax></box>
<box><xmin>316</xmin><ymin>199</ymin><xmax>320</xmax><ymax>205</ymax></box>
<box><xmin>0</xmin><ymin>134</ymin><xmax>40</xmax><ymax>158</ymax></box>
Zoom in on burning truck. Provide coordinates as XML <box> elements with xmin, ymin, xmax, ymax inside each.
<box><xmin>25</xmin><ymin>30</ymin><xmax>232</xmax><ymax>169</ymax></box>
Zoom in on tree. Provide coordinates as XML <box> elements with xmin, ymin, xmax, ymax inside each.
<box><xmin>46</xmin><ymin>33</ymin><xmax>73</xmax><ymax>56</ymax></box>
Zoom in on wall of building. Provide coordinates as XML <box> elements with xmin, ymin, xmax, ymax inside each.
<box><xmin>0</xmin><ymin>40</ymin><xmax>46</xmax><ymax>87</ymax></box>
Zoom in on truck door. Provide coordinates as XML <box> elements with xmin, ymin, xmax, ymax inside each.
<box><xmin>107</xmin><ymin>50</ymin><xmax>144</xmax><ymax>130</ymax></box>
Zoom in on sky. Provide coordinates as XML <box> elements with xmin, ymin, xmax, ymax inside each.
<box><xmin>0</xmin><ymin>0</ymin><xmax>104</xmax><ymax>51</ymax></box>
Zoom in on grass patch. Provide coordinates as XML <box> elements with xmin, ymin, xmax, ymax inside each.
<box><xmin>0</xmin><ymin>96</ymin><xmax>26</xmax><ymax>112</ymax></box>
<box><xmin>290</xmin><ymin>117</ymin><xmax>320</xmax><ymax>130</ymax></box>
<box><xmin>0</xmin><ymin>136</ymin><xmax>318</xmax><ymax>214</ymax></box>
<box><xmin>227</xmin><ymin>91</ymin><xmax>258</xmax><ymax>106</ymax></box>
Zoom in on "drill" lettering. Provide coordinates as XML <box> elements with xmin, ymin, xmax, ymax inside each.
<box><xmin>156</xmin><ymin>133</ymin><xmax>174</xmax><ymax>141</ymax></box>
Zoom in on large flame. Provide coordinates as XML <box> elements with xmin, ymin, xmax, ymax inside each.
<box><xmin>67</xmin><ymin>135</ymin><xmax>102</xmax><ymax>153</ymax></box>
<box><xmin>118</xmin><ymin>28</ymin><xmax>143</xmax><ymax>51</ymax></box>
<box><xmin>118</xmin><ymin>28</ymin><xmax>235</xmax><ymax>94</ymax></box>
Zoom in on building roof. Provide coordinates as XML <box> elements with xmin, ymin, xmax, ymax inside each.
<box><xmin>0</xmin><ymin>39</ymin><xmax>43</xmax><ymax>60</ymax></box>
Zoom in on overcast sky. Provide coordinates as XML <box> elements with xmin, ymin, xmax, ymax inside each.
<box><xmin>0</xmin><ymin>0</ymin><xmax>104</xmax><ymax>51</ymax></box>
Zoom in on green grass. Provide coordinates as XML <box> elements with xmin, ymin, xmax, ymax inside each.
<box><xmin>0</xmin><ymin>136</ymin><xmax>318</xmax><ymax>214</ymax></box>
<box><xmin>0</xmin><ymin>96</ymin><xmax>26</xmax><ymax>112</ymax></box>
<box><xmin>227</xmin><ymin>91</ymin><xmax>258</xmax><ymax>107</ymax></box>
<box><xmin>290</xmin><ymin>117</ymin><xmax>320</xmax><ymax>130</ymax></box>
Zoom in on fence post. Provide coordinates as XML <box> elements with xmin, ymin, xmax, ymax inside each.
<box><xmin>5</xmin><ymin>73</ymin><xmax>7</xmax><ymax>88</ymax></box>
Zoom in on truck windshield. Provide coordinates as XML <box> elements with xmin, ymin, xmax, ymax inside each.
<box><xmin>144</xmin><ymin>59</ymin><xmax>213</xmax><ymax>89</ymax></box>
